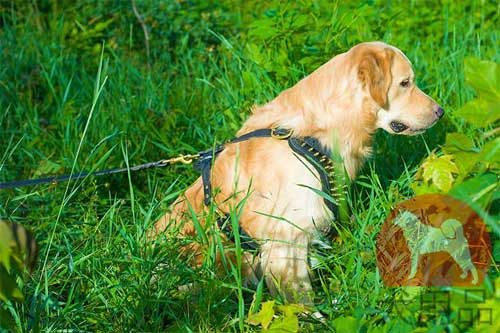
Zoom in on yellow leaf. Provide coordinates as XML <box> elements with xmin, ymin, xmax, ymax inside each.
<box><xmin>420</xmin><ymin>154</ymin><xmax>459</xmax><ymax>192</ymax></box>
<box><xmin>245</xmin><ymin>300</ymin><xmax>275</xmax><ymax>329</ymax></box>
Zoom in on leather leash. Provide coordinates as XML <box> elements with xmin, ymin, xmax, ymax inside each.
<box><xmin>0</xmin><ymin>154</ymin><xmax>199</xmax><ymax>190</ymax></box>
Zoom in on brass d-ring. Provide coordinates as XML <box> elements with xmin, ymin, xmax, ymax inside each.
<box><xmin>271</xmin><ymin>127</ymin><xmax>293</xmax><ymax>140</ymax></box>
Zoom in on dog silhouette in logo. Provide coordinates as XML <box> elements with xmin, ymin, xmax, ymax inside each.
<box><xmin>393</xmin><ymin>210</ymin><xmax>478</xmax><ymax>284</ymax></box>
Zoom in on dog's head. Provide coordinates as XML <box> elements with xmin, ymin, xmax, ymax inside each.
<box><xmin>393</xmin><ymin>210</ymin><xmax>421</xmax><ymax>229</ymax></box>
<box><xmin>352</xmin><ymin>42</ymin><xmax>443</xmax><ymax>135</ymax></box>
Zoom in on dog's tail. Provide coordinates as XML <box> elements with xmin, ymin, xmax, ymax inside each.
<box><xmin>440</xmin><ymin>218</ymin><xmax>465</xmax><ymax>240</ymax></box>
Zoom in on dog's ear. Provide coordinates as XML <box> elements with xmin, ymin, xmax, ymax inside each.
<box><xmin>358</xmin><ymin>49</ymin><xmax>394</xmax><ymax>109</ymax></box>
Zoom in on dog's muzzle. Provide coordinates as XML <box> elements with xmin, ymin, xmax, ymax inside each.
<box><xmin>390</xmin><ymin>121</ymin><xmax>409</xmax><ymax>133</ymax></box>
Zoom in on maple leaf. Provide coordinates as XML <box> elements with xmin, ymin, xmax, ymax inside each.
<box><xmin>420</xmin><ymin>154</ymin><xmax>459</xmax><ymax>192</ymax></box>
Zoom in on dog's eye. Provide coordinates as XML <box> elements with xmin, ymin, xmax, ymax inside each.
<box><xmin>400</xmin><ymin>79</ymin><xmax>410</xmax><ymax>88</ymax></box>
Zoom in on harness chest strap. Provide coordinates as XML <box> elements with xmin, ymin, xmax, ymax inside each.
<box><xmin>193</xmin><ymin>128</ymin><xmax>342</xmax><ymax>251</ymax></box>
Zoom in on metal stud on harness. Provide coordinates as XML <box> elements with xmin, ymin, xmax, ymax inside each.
<box><xmin>193</xmin><ymin>127</ymin><xmax>343</xmax><ymax>251</ymax></box>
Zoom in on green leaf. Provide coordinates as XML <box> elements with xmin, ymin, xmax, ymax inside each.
<box><xmin>93</xmin><ymin>18</ymin><xmax>115</xmax><ymax>33</ymax></box>
<box><xmin>456</xmin><ymin>58</ymin><xmax>500</xmax><ymax>128</ymax></box>
<box><xmin>250</xmin><ymin>278</ymin><xmax>265</xmax><ymax>316</ymax></box>
<box><xmin>276</xmin><ymin>304</ymin><xmax>306</xmax><ymax>317</ymax></box>
<box><xmin>245</xmin><ymin>300</ymin><xmax>275</xmax><ymax>329</ymax></box>
<box><xmin>481</xmin><ymin>137</ymin><xmax>500</xmax><ymax>163</ymax></box>
<box><xmin>449</xmin><ymin>173</ymin><xmax>498</xmax><ymax>208</ymax></box>
<box><xmin>246</xmin><ymin>43</ymin><xmax>265</xmax><ymax>65</ymax></box>
<box><xmin>33</xmin><ymin>159</ymin><xmax>63</xmax><ymax>177</ymax></box>
<box><xmin>442</xmin><ymin>132</ymin><xmax>476</xmax><ymax>153</ymax></box>
<box><xmin>384</xmin><ymin>319</ymin><xmax>415</xmax><ymax>333</ymax></box>
<box><xmin>452</xmin><ymin>151</ymin><xmax>482</xmax><ymax>177</ymax></box>
<box><xmin>0</xmin><ymin>266</ymin><xmax>23</xmax><ymax>302</ymax></box>
<box><xmin>410</xmin><ymin>181</ymin><xmax>440</xmax><ymax>196</ymax></box>
<box><xmin>464</xmin><ymin>57</ymin><xmax>500</xmax><ymax>102</ymax></box>
<box><xmin>454</xmin><ymin>99</ymin><xmax>500</xmax><ymax>128</ymax></box>
<box><xmin>396</xmin><ymin>287</ymin><xmax>423</xmax><ymax>301</ymax></box>
<box><xmin>333</xmin><ymin>316</ymin><xmax>359</xmax><ymax>332</ymax></box>
<box><xmin>0</xmin><ymin>221</ymin><xmax>37</xmax><ymax>303</ymax></box>
<box><xmin>0</xmin><ymin>222</ymin><xmax>14</xmax><ymax>271</ymax></box>
<box><xmin>0</xmin><ymin>306</ymin><xmax>15</xmax><ymax>330</ymax></box>
<box><xmin>248</xmin><ymin>19</ymin><xmax>279</xmax><ymax>40</ymax></box>
<box><xmin>267</xmin><ymin>315</ymin><xmax>299</xmax><ymax>333</ymax></box>
<box><xmin>493</xmin><ymin>241</ymin><xmax>500</xmax><ymax>262</ymax></box>
<box><xmin>421</xmin><ymin>154</ymin><xmax>459</xmax><ymax>192</ymax></box>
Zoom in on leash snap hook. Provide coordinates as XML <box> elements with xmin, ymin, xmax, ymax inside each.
<box><xmin>166</xmin><ymin>154</ymin><xmax>199</xmax><ymax>165</ymax></box>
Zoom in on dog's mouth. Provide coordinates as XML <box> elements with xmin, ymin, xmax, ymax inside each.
<box><xmin>389</xmin><ymin>121</ymin><xmax>409</xmax><ymax>133</ymax></box>
<box><xmin>390</xmin><ymin>120</ymin><xmax>437</xmax><ymax>135</ymax></box>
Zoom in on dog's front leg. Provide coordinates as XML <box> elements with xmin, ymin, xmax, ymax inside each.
<box><xmin>409</xmin><ymin>253</ymin><xmax>419</xmax><ymax>279</ymax></box>
<box><xmin>260</xmin><ymin>234</ymin><xmax>314</xmax><ymax>305</ymax></box>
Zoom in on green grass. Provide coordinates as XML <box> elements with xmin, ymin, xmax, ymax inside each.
<box><xmin>1</xmin><ymin>1</ymin><xmax>499</xmax><ymax>332</ymax></box>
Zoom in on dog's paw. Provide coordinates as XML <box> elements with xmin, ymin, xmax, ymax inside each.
<box><xmin>178</xmin><ymin>282</ymin><xmax>195</xmax><ymax>292</ymax></box>
<box><xmin>311</xmin><ymin>311</ymin><xmax>325</xmax><ymax>323</ymax></box>
<box><xmin>299</xmin><ymin>310</ymin><xmax>325</xmax><ymax>323</ymax></box>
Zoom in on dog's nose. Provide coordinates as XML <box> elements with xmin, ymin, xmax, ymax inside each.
<box><xmin>434</xmin><ymin>105</ymin><xmax>445</xmax><ymax>119</ymax></box>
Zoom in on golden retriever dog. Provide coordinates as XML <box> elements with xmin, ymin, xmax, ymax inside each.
<box><xmin>150</xmin><ymin>41</ymin><xmax>443</xmax><ymax>306</ymax></box>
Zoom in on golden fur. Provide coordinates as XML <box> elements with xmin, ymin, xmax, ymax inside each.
<box><xmin>150</xmin><ymin>41</ymin><xmax>442</xmax><ymax>304</ymax></box>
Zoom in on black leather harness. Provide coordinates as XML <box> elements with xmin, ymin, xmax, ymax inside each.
<box><xmin>193</xmin><ymin>128</ymin><xmax>341</xmax><ymax>251</ymax></box>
